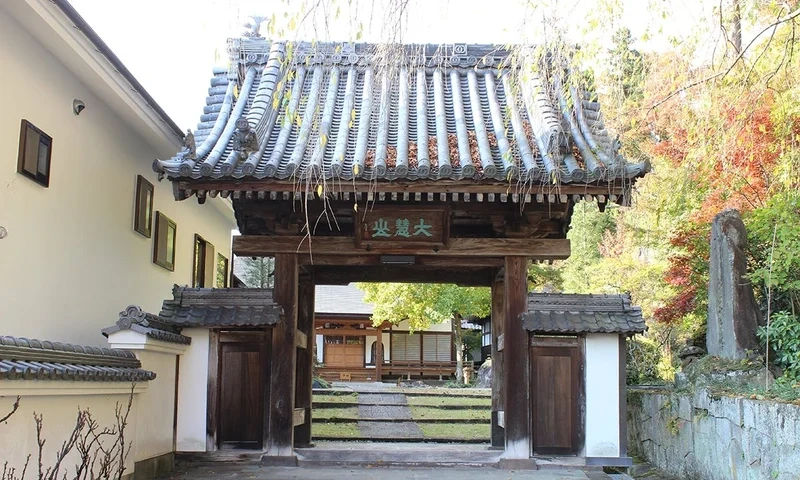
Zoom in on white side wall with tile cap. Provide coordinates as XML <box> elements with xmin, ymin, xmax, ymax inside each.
<box><xmin>176</xmin><ymin>328</ymin><xmax>210</xmax><ymax>451</ymax></box>
<box><xmin>584</xmin><ymin>333</ymin><xmax>621</xmax><ymax>457</ymax></box>
<box><xmin>107</xmin><ymin>330</ymin><xmax>187</xmax><ymax>462</ymax></box>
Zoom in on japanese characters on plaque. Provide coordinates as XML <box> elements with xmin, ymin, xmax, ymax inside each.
<box><xmin>356</xmin><ymin>207</ymin><xmax>449</xmax><ymax>247</ymax></box>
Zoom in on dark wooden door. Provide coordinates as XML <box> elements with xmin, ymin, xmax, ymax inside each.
<box><xmin>219</xmin><ymin>333</ymin><xmax>267</xmax><ymax>449</ymax></box>
<box><xmin>530</xmin><ymin>336</ymin><xmax>582</xmax><ymax>455</ymax></box>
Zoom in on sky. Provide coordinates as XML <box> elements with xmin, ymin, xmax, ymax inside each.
<box><xmin>68</xmin><ymin>0</ymin><xmax>713</xmax><ymax>132</ymax></box>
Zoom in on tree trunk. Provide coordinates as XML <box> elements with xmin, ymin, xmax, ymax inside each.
<box><xmin>731</xmin><ymin>0</ymin><xmax>742</xmax><ymax>55</ymax></box>
<box><xmin>452</xmin><ymin>314</ymin><xmax>464</xmax><ymax>383</ymax></box>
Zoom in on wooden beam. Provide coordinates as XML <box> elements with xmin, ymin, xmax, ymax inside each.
<box><xmin>297</xmin><ymin>255</ymin><xmax>505</xmax><ymax>268</ymax></box>
<box><xmin>265</xmin><ymin>254</ymin><xmax>298</xmax><ymax>459</ymax></box>
<box><xmin>234</xmin><ymin>236</ymin><xmax>570</xmax><ymax>259</ymax></box>
<box><xmin>312</xmin><ymin>266</ymin><xmax>494</xmax><ymax>287</ymax></box>
<box><xmin>293</xmin><ymin>408</ymin><xmax>306</xmax><ymax>427</ymax></box>
<box><xmin>490</xmin><ymin>275</ymin><xmax>505</xmax><ymax>448</ymax></box>
<box><xmin>293</xmin><ymin>278</ymin><xmax>315</xmax><ymax>447</ymax></box>
<box><xmin>503</xmin><ymin>256</ymin><xmax>530</xmax><ymax>459</ymax></box>
<box><xmin>295</xmin><ymin>330</ymin><xmax>308</xmax><ymax>349</ymax></box>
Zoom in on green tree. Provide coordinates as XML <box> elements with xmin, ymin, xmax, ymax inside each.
<box><xmin>240</xmin><ymin>256</ymin><xmax>275</xmax><ymax>288</ymax></box>
<box><xmin>357</xmin><ymin>283</ymin><xmax>491</xmax><ymax>382</ymax></box>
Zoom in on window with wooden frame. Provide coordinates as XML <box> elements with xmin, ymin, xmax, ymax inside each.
<box><xmin>153</xmin><ymin>212</ymin><xmax>177</xmax><ymax>271</ymax></box>
<box><xmin>192</xmin><ymin>234</ymin><xmax>216</xmax><ymax>288</ymax></box>
<box><xmin>216</xmin><ymin>253</ymin><xmax>229</xmax><ymax>288</ymax></box>
<box><xmin>17</xmin><ymin>120</ymin><xmax>52</xmax><ymax>187</ymax></box>
<box><xmin>133</xmin><ymin>175</ymin><xmax>154</xmax><ymax>237</ymax></box>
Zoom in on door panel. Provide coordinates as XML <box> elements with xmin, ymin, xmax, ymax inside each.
<box><xmin>219</xmin><ymin>341</ymin><xmax>264</xmax><ymax>448</ymax></box>
<box><xmin>530</xmin><ymin>340</ymin><xmax>581</xmax><ymax>455</ymax></box>
<box><xmin>325</xmin><ymin>344</ymin><xmax>364</xmax><ymax>367</ymax></box>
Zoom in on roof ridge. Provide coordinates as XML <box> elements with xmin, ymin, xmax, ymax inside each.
<box><xmin>0</xmin><ymin>335</ymin><xmax>137</xmax><ymax>361</ymax></box>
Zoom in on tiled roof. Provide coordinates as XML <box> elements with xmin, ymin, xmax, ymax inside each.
<box><xmin>159</xmin><ymin>285</ymin><xmax>282</xmax><ymax>327</ymax></box>
<box><xmin>102</xmin><ymin>306</ymin><xmax>191</xmax><ymax>345</ymax></box>
<box><xmin>520</xmin><ymin>293</ymin><xmax>645</xmax><ymax>335</ymax></box>
<box><xmin>154</xmin><ymin>41</ymin><xmax>649</xmax><ymax>193</ymax></box>
<box><xmin>0</xmin><ymin>336</ymin><xmax>155</xmax><ymax>382</ymax></box>
<box><xmin>315</xmin><ymin>284</ymin><xmax>374</xmax><ymax>315</ymax></box>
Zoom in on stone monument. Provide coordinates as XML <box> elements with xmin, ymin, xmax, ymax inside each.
<box><xmin>706</xmin><ymin>209</ymin><xmax>762</xmax><ymax>359</ymax></box>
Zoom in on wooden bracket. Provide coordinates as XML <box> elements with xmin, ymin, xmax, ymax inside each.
<box><xmin>293</xmin><ymin>408</ymin><xmax>306</xmax><ymax>427</ymax></box>
<box><xmin>295</xmin><ymin>330</ymin><xmax>308</xmax><ymax>349</ymax></box>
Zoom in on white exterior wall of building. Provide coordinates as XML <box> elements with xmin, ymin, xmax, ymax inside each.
<box><xmin>0</xmin><ymin>382</ymin><xmax>145</xmax><ymax>475</ymax></box>
<box><xmin>315</xmin><ymin>334</ymin><xmax>324</xmax><ymax>363</ymax></box>
<box><xmin>175</xmin><ymin>328</ymin><xmax>210</xmax><ymax>452</ymax></box>
<box><xmin>0</xmin><ymin>5</ymin><xmax>235</xmax><ymax>347</ymax></box>
<box><xmin>584</xmin><ymin>333</ymin><xmax>621</xmax><ymax>457</ymax></box>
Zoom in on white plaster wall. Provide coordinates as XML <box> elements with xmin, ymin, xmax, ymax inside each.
<box><xmin>0</xmin><ymin>9</ymin><xmax>235</xmax><ymax>347</ymax></box>
<box><xmin>395</xmin><ymin>319</ymin><xmax>451</xmax><ymax>332</ymax></box>
<box><xmin>382</xmin><ymin>331</ymin><xmax>390</xmax><ymax>362</ymax></box>
<box><xmin>315</xmin><ymin>334</ymin><xmax>324</xmax><ymax>363</ymax></box>
<box><xmin>584</xmin><ymin>333</ymin><xmax>621</xmax><ymax>457</ymax></box>
<box><xmin>176</xmin><ymin>328</ymin><xmax>209</xmax><ymax>452</ymax></box>
<box><xmin>365</xmin><ymin>335</ymin><xmax>376</xmax><ymax>364</ymax></box>
<box><xmin>0</xmin><ymin>384</ymin><xmax>141</xmax><ymax>475</ymax></box>
<box><xmin>133</xmin><ymin>350</ymin><xmax>177</xmax><ymax>461</ymax></box>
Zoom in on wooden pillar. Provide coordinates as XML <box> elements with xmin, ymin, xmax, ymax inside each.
<box><xmin>376</xmin><ymin>327</ymin><xmax>383</xmax><ymax>382</ymax></box>
<box><xmin>294</xmin><ymin>275</ymin><xmax>315</xmax><ymax>447</ymax></box>
<box><xmin>264</xmin><ymin>254</ymin><xmax>298</xmax><ymax>463</ymax></box>
<box><xmin>503</xmin><ymin>256</ymin><xmax>530</xmax><ymax>459</ymax></box>
<box><xmin>490</xmin><ymin>271</ymin><xmax>505</xmax><ymax>448</ymax></box>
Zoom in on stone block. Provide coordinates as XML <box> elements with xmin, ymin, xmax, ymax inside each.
<box><xmin>706</xmin><ymin>209</ymin><xmax>762</xmax><ymax>359</ymax></box>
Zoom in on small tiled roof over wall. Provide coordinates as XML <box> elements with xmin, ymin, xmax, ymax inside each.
<box><xmin>102</xmin><ymin>305</ymin><xmax>191</xmax><ymax>344</ymax></box>
<box><xmin>0</xmin><ymin>336</ymin><xmax>156</xmax><ymax>382</ymax></box>
<box><xmin>521</xmin><ymin>293</ymin><xmax>645</xmax><ymax>335</ymax></box>
<box><xmin>158</xmin><ymin>285</ymin><xmax>282</xmax><ymax>327</ymax></box>
<box><xmin>154</xmin><ymin>40</ymin><xmax>649</xmax><ymax>199</ymax></box>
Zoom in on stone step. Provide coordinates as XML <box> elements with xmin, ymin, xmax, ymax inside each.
<box><xmin>315</xmin><ymin>417</ymin><xmax>490</xmax><ymax>423</ymax></box>
<box><xmin>296</xmin><ymin>443</ymin><xmax>500</xmax><ymax>467</ymax></box>
<box><xmin>314</xmin><ymin>401</ymin><xmax>491</xmax><ymax>409</ymax></box>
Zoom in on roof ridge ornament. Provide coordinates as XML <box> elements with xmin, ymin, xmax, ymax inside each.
<box><xmin>243</xmin><ymin>15</ymin><xmax>269</xmax><ymax>38</ymax></box>
<box><xmin>232</xmin><ymin>117</ymin><xmax>258</xmax><ymax>163</ymax></box>
<box><xmin>183</xmin><ymin>129</ymin><xmax>196</xmax><ymax>160</ymax></box>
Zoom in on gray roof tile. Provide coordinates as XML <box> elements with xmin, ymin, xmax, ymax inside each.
<box><xmin>154</xmin><ymin>41</ymin><xmax>649</xmax><ymax>191</ymax></box>
<box><xmin>0</xmin><ymin>336</ymin><xmax>155</xmax><ymax>382</ymax></box>
<box><xmin>158</xmin><ymin>285</ymin><xmax>282</xmax><ymax>327</ymax></box>
<box><xmin>102</xmin><ymin>305</ymin><xmax>191</xmax><ymax>345</ymax></box>
<box><xmin>315</xmin><ymin>284</ymin><xmax>374</xmax><ymax>315</ymax></box>
<box><xmin>521</xmin><ymin>293</ymin><xmax>645</xmax><ymax>334</ymax></box>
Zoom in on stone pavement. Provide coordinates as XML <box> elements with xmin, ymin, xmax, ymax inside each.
<box><xmin>159</xmin><ymin>465</ymin><xmax>604</xmax><ymax>479</ymax></box>
<box><xmin>357</xmin><ymin>392</ymin><xmax>422</xmax><ymax>438</ymax></box>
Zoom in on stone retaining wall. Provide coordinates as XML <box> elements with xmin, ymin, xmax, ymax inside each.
<box><xmin>628</xmin><ymin>387</ymin><xmax>799</xmax><ymax>480</ymax></box>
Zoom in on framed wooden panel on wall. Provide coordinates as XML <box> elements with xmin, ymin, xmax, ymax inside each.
<box><xmin>134</xmin><ymin>175</ymin><xmax>154</xmax><ymax>237</ymax></box>
<box><xmin>217</xmin><ymin>253</ymin><xmax>229</xmax><ymax>288</ymax></box>
<box><xmin>153</xmin><ymin>211</ymin><xmax>177</xmax><ymax>271</ymax></box>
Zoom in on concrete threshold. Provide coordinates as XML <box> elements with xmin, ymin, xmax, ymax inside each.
<box><xmin>312</xmin><ymin>436</ymin><xmax>491</xmax><ymax>444</ymax></box>
<box><xmin>296</xmin><ymin>441</ymin><xmax>502</xmax><ymax>468</ymax></box>
<box><xmin>319</xmin><ymin>417</ymin><xmax>489</xmax><ymax>423</ymax></box>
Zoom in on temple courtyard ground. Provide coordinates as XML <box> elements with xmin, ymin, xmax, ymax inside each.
<box><xmin>158</xmin><ymin>464</ymin><xmax>613</xmax><ymax>479</ymax></box>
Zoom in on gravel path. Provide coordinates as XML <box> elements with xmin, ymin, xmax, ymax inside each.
<box><xmin>356</xmin><ymin>392</ymin><xmax>422</xmax><ymax>438</ymax></box>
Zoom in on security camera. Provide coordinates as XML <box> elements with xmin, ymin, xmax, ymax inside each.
<box><xmin>73</xmin><ymin>99</ymin><xmax>86</xmax><ymax>115</ymax></box>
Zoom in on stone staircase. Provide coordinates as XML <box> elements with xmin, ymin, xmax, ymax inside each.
<box><xmin>312</xmin><ymin>385</ymin><xmax>492</xmax><ymax>443</ymax></box>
